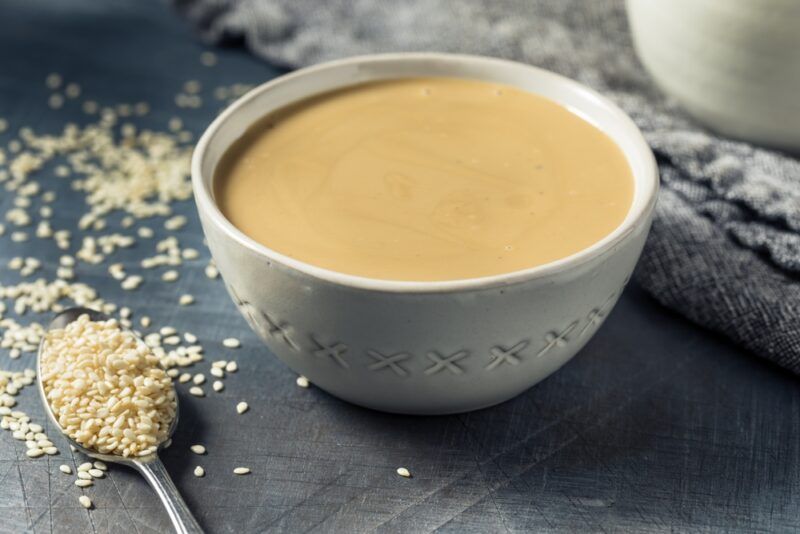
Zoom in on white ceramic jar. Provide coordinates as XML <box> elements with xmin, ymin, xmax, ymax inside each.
<box><xmin>627</xmin><ymin>0</ymin><xmax>800</xmax><ymax>151</ymax></box>
<box><xmin>192</xmin><ymin>53</ymin><xmax>658</xmax><ymax>414</ymax></box>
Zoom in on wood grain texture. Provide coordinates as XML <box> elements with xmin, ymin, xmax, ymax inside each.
<box><xmin>1</xmin><ymin>1</ymin><xmax>799</xmax><ymax>532</ymax></box>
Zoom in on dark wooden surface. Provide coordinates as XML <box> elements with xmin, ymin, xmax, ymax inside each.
<box><xmin>1</xmin><ymin>1</ymin><xmax>799</xmax><ymax>532</ymax></box>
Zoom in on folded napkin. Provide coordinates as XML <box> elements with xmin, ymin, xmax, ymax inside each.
<box><xmin>176</xmin><ymin>0</ymin><xmax>800</xmax><ymax>372</ymax></box>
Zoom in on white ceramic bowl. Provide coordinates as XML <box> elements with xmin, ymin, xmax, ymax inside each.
<box><xmin>192</xmin><ymin>53</ymin><xmax>658</xmax><ymax>415</ymax></box>
<box><xmin>627</xmin><ymin>0</ymin><xmax>800</xmax><ymax>151</ymax></box>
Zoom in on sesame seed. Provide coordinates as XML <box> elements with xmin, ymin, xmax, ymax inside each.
<box><xmin>233</xmin><ymin>467</ymin><xmax>250</xmax><ymax>475</ymax></box>
<box><xmin>93</xmin><ymin>461</ymin><xmax>108</xmax><ymax>471</ymax></box>
<box><xmin>45</xmin><ymin>73</ymin><xmax>62</xmax><ymax>89</ymax></box>
<box><xmin>204</xmin><ymin>264</ymin><xmax>219</xmax><ymax>279</ymax></box>
<box><xmin>183</xmin><ymin>332</ymin><xmax>197</xmax><ymax>343</ymax></box>
<box><xmin>78</xmin><ymin>463</ymin><xmax>93</xmax><ymax>472</ymax></box>
<box><xmin>200</xmin><ymin>51</ymin><xmax>218</xmax><ymax>67</ymax></box>
<box><xmin>192</xmin><ymin>374</ymin><xmax>205</xmax><ymax>385</ymax></box>
<box><xmin>184</xmin><ymin>80</ymin><xmax>202</xmax><ymax>94</ymax></box>
<box><xmin>212</xmin><ymin>380</ymin><xmax>224</xmax><ymax>392</ymax></box>
<box><xmin>396</xmin><ymin>467</ymin><xmax>411</xmax><ymax>478</ymax></box>
<box><xmin>134</xmin><ymin>102</ymin><xmax>150</xmax><ymax>116</ymax></box>
<box><xmin>190</xmin><ymin>444</ymin><xmax>206</xmax><ymax>455</ymax></box>
<box><xmin>178</xmin><ymin>373</ymin><xmax>191</xmax><ymax>384</ymax></box>
<box><xmin>168</xmin><ymin>117</ymin><xmax>183</xmax><ymax>132</ymax></box>
<box><xmin>59</xmin><ymin>464</ymin><xmax>72</xmax><ymax>474</ymax></box>
<box><xmin>225</xmin><ymin>361</ymin><xmax>238</xmax><ymax>373</ymax></box>
<box><xmin>223</xmin><ymin>338</ymin><xmax>240</xmax><ymax>349</ymax></box>
<box><xmin>75</xmin><ymin>479</ymin><xmax>93</xmax><ymax>488</ymax></box>
<box><xmin>121</xmin><ymin>275</ymin><xmax>143</xmax><ymax>290</ymax></box>
<box><xmin>179</xmin><ymin>294</ymin><xmax>194</xmax><ymax>306</ymax></box>
<box><xmin>78</xmin><ymin>495</ymin><xmax>93</xmax><ymax>509</ymax></box>
<box><xmin>162</xmin><ymin>270</ymin><xmax>179</xmax><ymax>282</ymax></box>
<box><xmin>82</xmin><ymin>100</ymin><xmax>98</xmax><ymax>114</ymax></box>
<box><xmin>210</xmin><ymin>367</ymin><xmax>224</xmax><ymax>378</ymax></box>
<box><xmin>194</xmin><ymin>466</ymin><xmax>205</xmax><ymax>477</ymax></box>
<box><xmin>236</xmin><ymin>401</ymin><xmax>248</xmax><ymax>414</ymax></box>
<box><xmin>48</xmin><ymin>94</ymin><xmax>64</xmax><ymax>109</ymax></box>
<box><xmin>189</xmin><ymin>386</ymin><xmax>204</xmax><ymax>397</ymax></box>
<box><xmin>88</xmin><ymin>469</ymin><xmax>104</xmax><ymax>478</ymax></box>
<box><xmin>296</xmin><ymin>375</ymin><xmax>310</xmax><ymax>388</ymax></box>
<box><xmin>164</xmin><ymin>215</ymin><xmax>186</xmax><ymax>231</ymax></box>
<box><xmin>65</xmin><ymin>83</ymin><xmax>81</xmax><ymax>99</ymax></box>
<box><xmin>26</xmin><ymin>448</ymin><xmax>44</xmax><ymax>458</ymax></box>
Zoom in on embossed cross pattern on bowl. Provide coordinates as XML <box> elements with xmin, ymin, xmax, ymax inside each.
<box><xmin>227</xmin><ymin>282</ymin><xmax>617</xmax><ymax>378</ymax></box>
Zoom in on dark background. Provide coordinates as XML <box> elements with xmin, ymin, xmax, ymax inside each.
<box><xmin>0</xmin><ymin>1</ymin><xmax>798</xmax><ymax>532</ymax></box>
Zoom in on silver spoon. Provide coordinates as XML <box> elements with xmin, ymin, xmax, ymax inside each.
<box><xmin>37</xmin><ymin>307</ymin><xmax>203</xmax><ymax>534</ymax></box>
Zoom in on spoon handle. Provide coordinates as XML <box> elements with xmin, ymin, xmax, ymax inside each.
<box><xmin>135</xmin><ymin>458</ymin><xmax>204</xmax><ymax>534</ymax></box>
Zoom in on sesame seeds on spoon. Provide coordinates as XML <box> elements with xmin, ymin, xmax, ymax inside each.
<box><xmin>37</xmin><ymin>307</ymin><xmax>202</xmax><ymax>533</ymax></box>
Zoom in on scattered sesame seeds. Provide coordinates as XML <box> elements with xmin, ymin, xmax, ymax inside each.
<box><xmin>193</xmin><ymin>466</ymin><xmax>205</xmax><ymax>477</ymax></box>
<box><xmin>178</xmin><ymin>373</ymin><xmax>191</xmax><ymax>384</ymax></box>
<box><xmin>59</xmin><ymin>464</ymin><xmax>73</xmax><ymax>475</ymax></box>
<box><xmin>396</xmin><ymin>467</ymin><xmax>411</xmax><ymax>478</ymax></box>
<box><xmin>212</xmin><ymin>380</ymin><xmax>224</xmax><ymax>392</ymax></box>
<box><xmin>210</xmin><ymin>367</ymin><xmax>224</xmax><ymax>378</ymax></box>
<box><xmin>75</xmin><ymin>479</ymin><xmax>93</xmax><ymax>488</ymax></box>
<box><xmin>233</xmin><ymin>467</ymin><xmax>250</xmax><ymax>475</ymax></box>
<box><xmin>225</xmin><ymin>361</ymin><xmax>238</xmax><ymax>373</ymax></box>
<box><xmin>223</xmin><ymin>338</ymin><xmax>240</xmax><ymax>349</ymax></box>
<box><xmin>179</xmin><ymin>294</ymin><xmax>194</xmax><ymax>306</ymax></box>
<box><xmin>190</xmin><ymin>444</ymin><xmax>206</xmax><ymax>455</ymax></box>
<box><xmin>189</xmin><ymin>386</ymin><xmax>204</xmax><ymax>397</ymax></box>
<box><xmin>162</xmin><ymin>270</ymin><xmax>179</xmax><ymax>282</ymax></box>
<box><xmin>296</xmin><ymin>375</ymin><xmax>310</xmax><ymax>388</ymax></box>
<box><xmin>192</xmin><ymin>373</ymin><xmax>205</xmax><ymax>385</ymax></box>
<box><xmin>78</xmin><ymin>495</ymin><xmax>93</xmax><ymax>509</ymax></box>
<box><xmin>236</xmin><ymin>401</ymin><xmax>248</xmax><ymax>414</ymax></box>
<box><xmin>88</xmin><ymin>468</ymin><xmax>104</xmax><ymax>478</ymax></box>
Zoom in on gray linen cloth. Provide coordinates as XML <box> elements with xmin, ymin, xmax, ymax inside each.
<box><xmin>176</xmin><ymin>0</ymin><xmax>800</xmax><ymax>372</ymax></box>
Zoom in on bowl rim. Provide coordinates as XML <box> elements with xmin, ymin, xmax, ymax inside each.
<box><xmin>192</xmin><ymin>52</ymin><xmax>659</xmax><ymax>294</ymax></box>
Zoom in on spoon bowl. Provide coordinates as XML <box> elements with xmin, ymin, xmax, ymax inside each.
<box><xmin>37</xmin><ymin>307</ymin><xmax>202</xmax><ymax>534</ymax></box>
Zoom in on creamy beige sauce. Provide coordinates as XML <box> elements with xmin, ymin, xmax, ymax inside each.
<box><xmin>214</xmin><ymin>77</ymin><xmax>634</xmax><ymax>281</ymax></box>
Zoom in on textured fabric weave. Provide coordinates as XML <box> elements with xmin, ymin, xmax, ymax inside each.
<box><xmin>176</xmin><ymin>0</ymin><xmax>800</xmax><ymax>372</ymax></box>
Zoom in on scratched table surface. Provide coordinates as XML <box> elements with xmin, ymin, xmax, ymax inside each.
<box><xmin>1</xmin><ymin>1</ymin><xmax>799</xmax><ymax>533</ymax></box>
